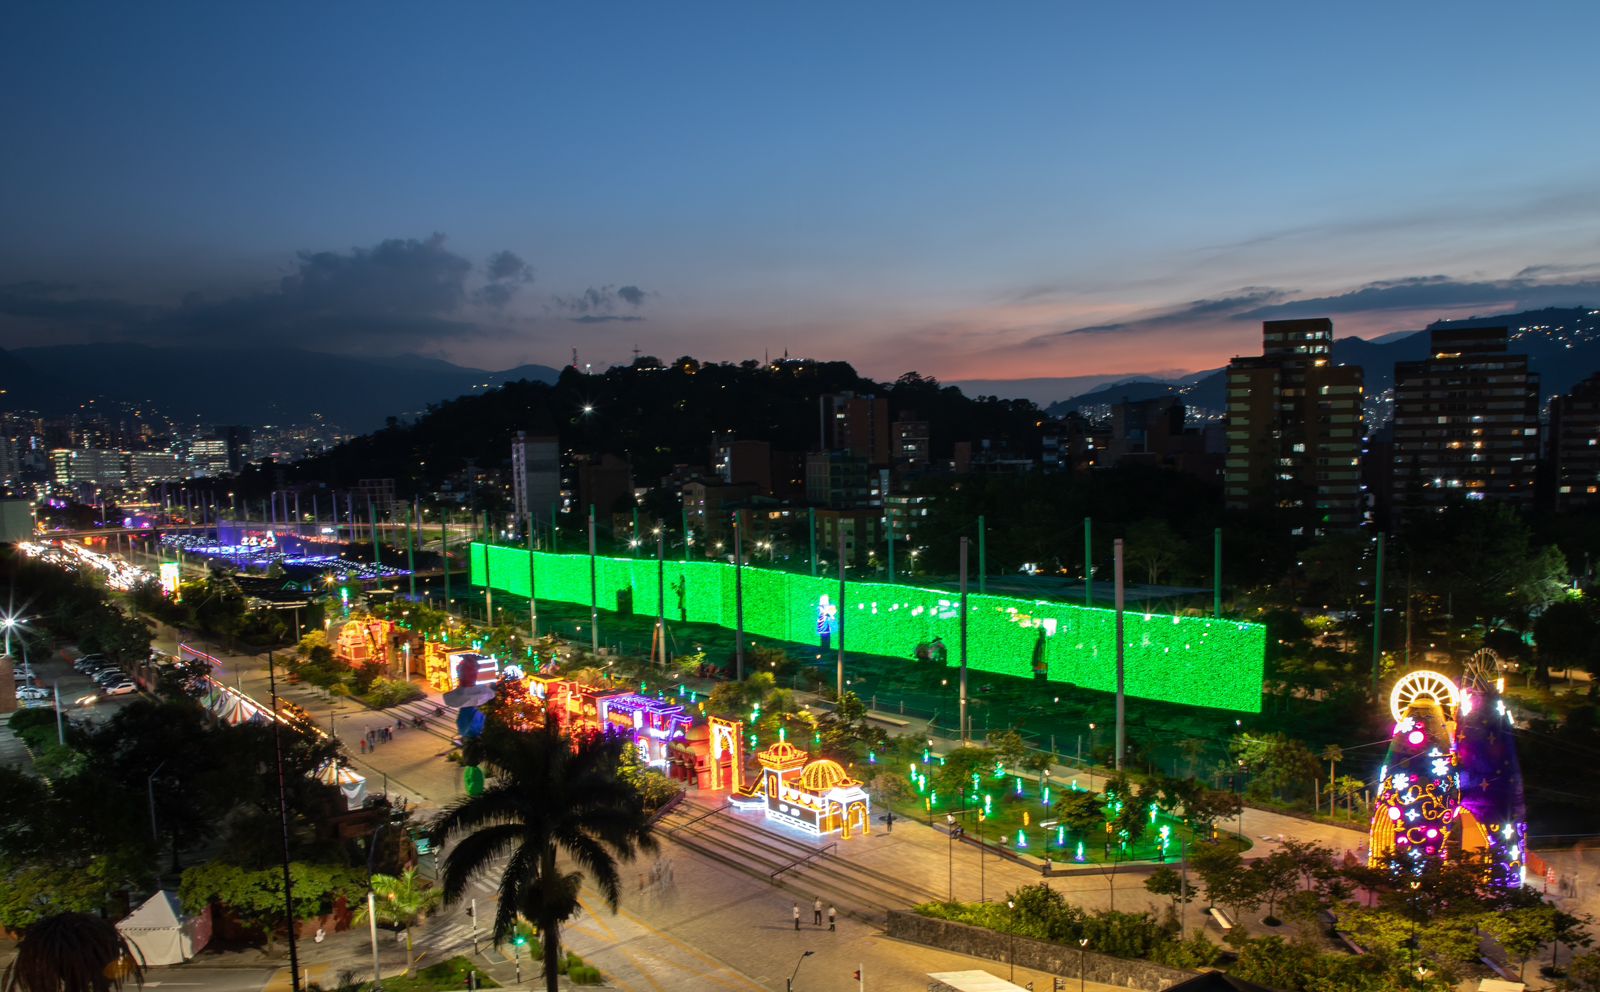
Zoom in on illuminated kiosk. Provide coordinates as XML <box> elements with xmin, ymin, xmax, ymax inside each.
<box><xmin>1369</xmin><ymin>669</ymin><xmax>1526</xmax><ymax>885</ymax></box>
<box><xmin>594</xmin><ymin>693</ymin><xmax>692</xmax><ymax>768</ymax></box>
<box><xmin>729</xmin><ymin>740</ymin><xmax>871</xmax><ymax>838</ymax></box>
<box><xmin>423</xmin><ymin>643</ymin><xmax>498</xmax><ymax>692</ymax></box>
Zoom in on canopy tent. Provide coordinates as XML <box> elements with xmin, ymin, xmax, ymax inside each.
<box><xmin>200</xmin><ymin>677</ymin><xmax>278</xmax><ymax>726</ymax></box>
<box><xmin>116</xmin><ymin>891</ymin><xmax>195</xmax><ymax>966</ymax></box>
<box><xmin>316</xmin><ymin>760</ymin><xmax>368</xmax><ymax>811</ymax></box>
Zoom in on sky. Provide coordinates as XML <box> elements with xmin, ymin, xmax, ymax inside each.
<box><xmin>2</xmin><ymin>1</ymin><xmax>1599</xmax><ymax>381</ymax></box>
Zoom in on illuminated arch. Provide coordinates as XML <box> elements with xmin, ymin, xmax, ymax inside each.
<box><xmin>1390</xmin><ymin>670</ymin><xmax>1460</xmax><ymax>723</ymax></box>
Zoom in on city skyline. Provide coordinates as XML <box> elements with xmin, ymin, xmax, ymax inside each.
<box><xmin>2</xmin><ymin>2</ymin><xmax>1599</xmax><ymax>381</ymax></box>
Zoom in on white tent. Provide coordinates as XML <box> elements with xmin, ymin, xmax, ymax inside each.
<box><xmin>316</xmin><ymin>760</ymin><xmax>369</xmax><ymax>810</ymax></box>
<box><xmin>117</xmin><ymin>891</ymin><xmax>194</xmax><ymax>966</ymax></box>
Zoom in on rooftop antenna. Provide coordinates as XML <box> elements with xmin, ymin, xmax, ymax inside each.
<box><xmin>633</xmin><ymin>343</ymin><xmax>641</xmax><ymax>363</ymax></box>
<box><xmin>571</xmin><ymin>347</ymin><xmax>579</xmax><ymax>369</ymax></box>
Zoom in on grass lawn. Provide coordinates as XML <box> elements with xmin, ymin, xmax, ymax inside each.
<box><xmin>367</xmin><ymin>956</ymin><xmax>498</xmax><ymax>991</ymax></box>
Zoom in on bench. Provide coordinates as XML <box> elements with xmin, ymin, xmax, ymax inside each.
<box><xmin>865</xmin><ymin>710</ymin><xmax>910</xmax><ymax>728</ymax></box>
<box><xmin>1208</xmin><ymin>908</ymin><xmax>1234</xmax><ymax>932</ymax></box>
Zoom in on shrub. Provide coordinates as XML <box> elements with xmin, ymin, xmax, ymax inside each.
<box><xmin>363</xmin><ymin>676</ymin><xmax>424</xmax><ymax>709</ymax></box>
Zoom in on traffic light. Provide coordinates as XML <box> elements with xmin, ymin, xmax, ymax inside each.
<box><xmin>512</xmin><ymin>932</ymin><xmax>527</xmax><ymax>947</ymax></box>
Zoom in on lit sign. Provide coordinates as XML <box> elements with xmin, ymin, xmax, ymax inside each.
<box><xmin>159</xmin><ymin>562</ymin><xmax>182</xmax><ymax>599</ymax></box>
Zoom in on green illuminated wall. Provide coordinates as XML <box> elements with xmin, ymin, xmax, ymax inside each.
<box><xmin>471</xmin><ymin>543</ymin><xmax>1264</xmax><ymax>713</ymax></box>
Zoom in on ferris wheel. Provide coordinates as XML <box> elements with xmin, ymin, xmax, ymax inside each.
<box><xmin>1389</xmin><ymin>670</ymin><xmax>1461</xmax><ymax>723</ymax></box>
<box><xmin>1461</xmin><ymin>648</ymin><xmax>1503</xmax><ymax>690</ymax></box>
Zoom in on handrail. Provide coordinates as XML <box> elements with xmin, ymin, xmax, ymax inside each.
<box><xmin>665</xmin><ymin>802</ymin><xmax>727</xmax><ymax>834</ymax></box>
<box><xmin>769</xmin><ymin>842</ymin><xmax>836</xmax><ymax>881</ymax></box>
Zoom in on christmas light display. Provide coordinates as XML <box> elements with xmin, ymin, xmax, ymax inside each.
<box><xmin>470</xmin><ymin>543</ymin><xmax>1265</xmax><ymax>712</ymax></box>
<box><xmin>1369</xmin><ymin>670</ymin><xmax>1527</xmax><ymax>886</ymax></box>
<box><xmin>728</xmin><ymin>740</ymin><xmax>871</xmax><ymax>838</ymax></box>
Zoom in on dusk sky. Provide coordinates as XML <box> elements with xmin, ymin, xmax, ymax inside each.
<box><xmin>3</xmin><ymin>2</ymin><xmax>1598</xmax><ymax>381</ymax></box>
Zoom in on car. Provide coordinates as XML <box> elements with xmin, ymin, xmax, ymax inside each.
<box><xmin>103</xmin><ymin>682</ymin><xmax>138</xmax><ymax>696</ymax></box>
<box><xmin>16</xmin><ymin>686</ymin><xmax>49</xmax><ymax>701</ymax></box>
<box><xmin>74</xmin><ymin>693</ymin><xmax>99</xmax><ymax>706</ymax></box>
<box><xmin>92</xmin><ymin>670</ymin><xmax>126</xmax><ymax>686</ymax></box>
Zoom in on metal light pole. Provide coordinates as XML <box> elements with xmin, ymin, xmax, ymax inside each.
<box><xmin>368</xmin><ymin>890</ymin><xmax>383</xmax><ymax>991</ymax></box>
<box><xmin>588</xmin><ymin>504</ymin><xmax>599</xmax><ymax>653</ymax></box>
<box><xmin>809</xmin><ymin>506</ymin><xmax>817</xmax><ymax>577</ymax></box>
<box><xmin>1372</xmin><ymin>532</ymin><xmax>1385</xmax><ymax>701</ymax></box>
<box><xmin>1084</xmin><ymin>517</ymin><xmax>1093</xmax><ymax>606</ymax></box>
<box><xmin>1114</xmin><ymin>538</ymin><xmax>1125</xmax><ymax>772</ymax></box>
<box><xmin>786</xmin><ymin>950</ymin><xmax>814</xmax><ymax>992</ymax></box>
<box><xmin>886</xmin><ymin>510</ymin><xmax>895</xmax><ymax>584</ymax></box>
<box><xmin>977</xmin><ymin>514</ymin><xmax>986</xmax><ymax>595</ymax></box>
<box><xmin>1078</xmin><ymin>938</ymin><xmax>1088</xmax><ymax>991</ymax></box>
<box><xmin>1006</xmin><ymin>900</ymin><xmax>1016</xmax><ymax>981</ymax></box>
<box><xmin>959</xmin><ymin>536</ymin><xmax>969</xmax><ymax>744</ymax></box>
<box><xmin>527</xmin><ymin>509</ymin><xmax>538</xmax><ymax>639</ymax></box>
<box><xmin>656</xmin><ymin>529</ymin><xmax>666</xmax><ymax>670</ymax></box>
<box><xmin>268</xmin><ymin>652</ymin><xmax>303</xmax><ymax>992</ymax></box>
<box><xmin>1213</xmin><ymin>527</ymin><xmax>1222</xmax><ymax>618</ymax></box>
<box><xmin>481</xmin><ymin>513</ymin><xmax>493</xmax><ymax>624</ymax></box>
<box><xmin>837</xmin><ymin>528</ymin><xmax>846</xmax><ymax>701</ymax></box>
<box><xmin>147</xmin><ymin>759</ymin><xmax>168</xmax><ymax>845</ymax></box>
<box><xmin>734</xmin><ymin>511</ymin><xmax>745</xmax><ymax>681</ymax></box>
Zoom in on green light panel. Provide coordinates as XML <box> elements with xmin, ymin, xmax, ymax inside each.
<box><xmin>470</xmin><ymin>543</ymin><xmax>1264</xmax><ymax>713</ymax></box>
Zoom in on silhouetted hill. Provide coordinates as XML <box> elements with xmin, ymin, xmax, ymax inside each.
<box><xmin>240</xmin><ymin>362</ymin><xmax>1051</xmax><ymax>499</ymax></box>
<box><xmin>0</xmin><ymin>343</ymin><xmax>559</xmax><ymax>430</ymax></box>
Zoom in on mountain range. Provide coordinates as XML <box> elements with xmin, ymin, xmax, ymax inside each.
<box><xmin>0</xmin><ymin>343</ymin><xmax>560</xmax><ymax>431</ymax></box>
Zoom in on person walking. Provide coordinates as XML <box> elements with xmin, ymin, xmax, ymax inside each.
<box><xmin>828</xmin><ymin>906</ymin><xmax>836</xmax><ymax>932</ymax></box>
<box><xmin>792</xmin><ymin>904</ymin><xmax>801</xmax><ymax>931</ymax></box>
<box><xmin>813</xmin><ymin>897</ymin><xmax>823</xmax><ymax>926</ymax></box>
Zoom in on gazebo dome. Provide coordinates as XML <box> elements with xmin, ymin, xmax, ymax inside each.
<box><xmin>757</xmin><ymin>741</ymin><xmax>810</xmax><ymax>769</ymax></box>
<box><xmin>798</xmin><ymin>759</ymin><xmax>858</xmax><ymax>792</ymax></box>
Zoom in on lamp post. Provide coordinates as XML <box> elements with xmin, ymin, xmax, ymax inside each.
<box><xmin>786</xmin><ymin>949</ymin><xmax>814</xmax><ymax>992</ymax></box>
<box><xmin>368</xmin><ymin>890</ymin><xmax>383</xmax><ymax>991</ymax></box>
<box><xmin>1078</xmin><ymin>938</ymin><xmax>1088</xmax><ymax>991</ymax></box>
<box><xmin>1006</xmin><ymin>900</ymin><xmax>1017</xmax><ymax>981</ymax></box>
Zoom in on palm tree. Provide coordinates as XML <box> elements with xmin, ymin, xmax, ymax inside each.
<box><xmin>1320</xmin><ymin>745</ymin><xmax>1343</xmax><ymax>816</ymax></box>
<box><xmin>3</xmin><ymin>912</ymin><xmax>145</xmax><ymax>992</ymax></box>
<box><xmin>431</xmin><ymin>719</ymin><xmax>655</xmax><ymax>992</ymax></box>
<box><xmin>354</xmin><ymin>868</ymin><xmax>441</xmax><ymax>973</ymax></box>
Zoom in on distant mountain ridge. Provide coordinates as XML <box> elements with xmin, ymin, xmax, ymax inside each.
<box><xmin>1040</xmin><ymin>307</ymin><xmax>1600</xmax><ymax>421</ymax></box>
<box><xmin>0</xmin><ymin>342</ymin><xmax>559</xmax><ymax>430</ymax></box>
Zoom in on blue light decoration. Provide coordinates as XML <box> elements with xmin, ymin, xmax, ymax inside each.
<box><xmin>1456</xmin><ymin>674</ymin><xmax>1528</xmax><ymax>888</ymax></box>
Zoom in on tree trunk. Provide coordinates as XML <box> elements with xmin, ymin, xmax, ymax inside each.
<box><xmin>541</xmin><ymin>915</ymin><xmax>561</xmax><ymax>992</ymax></box>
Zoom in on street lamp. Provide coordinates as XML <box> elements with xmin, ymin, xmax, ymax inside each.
<box><xmin>1078</xmin><ymin>938</ymin><xmax>1089</xmax><ymax>991</ymax></box>
<box><xmin>786</xmin><ymin>950</ymin><xmax>814</xmax><ymax>992</ymax></box>
<box><xmin>1006</xmin><ymin>900</ymin><xmax>1017</xmax><ymax>981</ymax></box>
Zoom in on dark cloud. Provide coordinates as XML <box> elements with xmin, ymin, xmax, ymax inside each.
<box><xmin>0</xmin><ymin>281</ymin><xmax>159</xmax><ymax>328</ymax></box>
<box><xmin>1237</xmin><ymin>274</ymin><xmax>1600</xmax><ymax>321</ymax></box>
<box><xmin>0</xmin><ymin>235</ymin><xmax>566</xmax><ymax>352</ymax></box>
<box><xmin>553</xmin><ymin>284</ymin><xmax>649</xmax><ymax>315</ymax></box>
<box><xmin>1031</xmin><ymin>288</ymin><xmax>1284</xmax><ymax>342</ymax></box>
<box><xmin>568</xmin><ymin>314</ymin><xmax>644</xmax><ymax>324</ymax></box>
<box><xmin>475</xmin><ymin>250</ymin><xmax>534</xmax><ymax>308</ymax></box>
<box><xmin>486</xmin><ymin>250</ymin><xmax>532</xmax><ymax>282</ymax></box>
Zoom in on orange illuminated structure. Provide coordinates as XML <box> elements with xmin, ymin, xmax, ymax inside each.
<box><xmin>334</xmin><ymin>617</ymin><xmax>394</xmax><ymax>669</ymax></box>
<box><xmin>708</xmin><ymin>716</ymin><xmax>743</xmax><ymax>791</ymax></box>
<box><xmin>729</xmin><ymin>740</ymin><xmax>870</xmax><ymax>838</ymax></box>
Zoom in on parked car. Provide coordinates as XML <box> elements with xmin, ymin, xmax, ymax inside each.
<box><xmin>16</xmin><ymin>686</ymin><xmax>49</xmax><ymax>701</ymax></box>
<box><xmin>103</xmin><ymin>681</ymin><xmax>137</xmax><ymax>696</ymax></box>
<box><xmin>92</xmin><ymin>669</ymin><xmax>126</xmax><ymax>685</ymax></box>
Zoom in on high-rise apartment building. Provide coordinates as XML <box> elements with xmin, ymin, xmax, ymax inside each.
<box><xmin>823</xmin><ymin>393</ymin><xmax>891</xmax><ymax>464</ymax></box>
<box><xmin>1550</xmin><ymin>372</ymin><xmax>1600</xmax><ymax>509</ymax></box>
<box><xmin>1224</xmin><ymin>318</ymin><xmax>1364</xmax><ymax>529</ymax></box>
<box><xmin>1391</xmin><ymin>326</ymin><xmax>1538</xmax><ymax>514</ymax></box>
<box><xmin>511</xmin><ymin>432</ymin><xmax>562</xmax><ymax>529</ymax></box>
